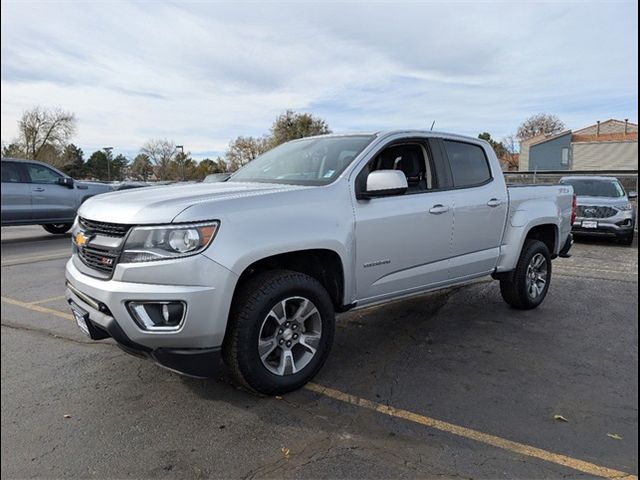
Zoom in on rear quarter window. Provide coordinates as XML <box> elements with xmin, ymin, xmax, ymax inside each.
<box><xmin>1</xmin><ymin>162</ymin><xmax>23</xmax><ymax>183</ymax></box>
<box><xmin>443</xmin><ymin>140</ymin><xmax>492</xmax><ymax>188</ymax></box>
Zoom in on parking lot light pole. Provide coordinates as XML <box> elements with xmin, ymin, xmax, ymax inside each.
<box><xmin>103</xmin><ymin>147</ymin><xmax>113</xmax><ymax>182</ymax></box>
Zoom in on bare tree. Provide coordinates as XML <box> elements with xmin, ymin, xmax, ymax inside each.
<box><xmin>501</xmin><ymin>134</ymin><xmax>520</xmax><ymax>171</ymax></box>
<box><xmin>17</xmin><ymin>106</ymin><xmax>76</xmax><ymax>162</ymax></box>
<box><xmin>140</xmin><ymin>139</ymin><xmax>176</xmax><ymax>181</ymax></box>
<box><xmin>226</xmin><ymin>136</ymin><xmax>270</xmax><ymax>171</ymax></box>
<box><xmin>516</xmin><ymin>113</ymin><xmax>565</xmax><ymax>140</ymax></box>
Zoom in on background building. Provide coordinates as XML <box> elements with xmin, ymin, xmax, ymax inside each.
<box><xmin>519</xmin><ymin>119</ymin><xmax>638</xmax><ymax>171</ymax></box>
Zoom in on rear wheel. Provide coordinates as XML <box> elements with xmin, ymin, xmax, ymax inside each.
<box><xmin>223</xmin><ymin>270</ymin><xmax>335</xmax><ymax>395</ymax></box>
<box><xmin>42</xmin><ymin>223</ymin><xmax>72</xmax><ymax>234</ymax></box>
<box><xmin>500</xmin><ymin>239</ymin><xmax>552</xmax><ymax>310</ymax></box>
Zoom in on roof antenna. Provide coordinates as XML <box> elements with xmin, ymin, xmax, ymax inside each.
<box><xmin>430</xmin><ymin>120</ymin><xmax>436</xmax><ymax>131</ymax></box>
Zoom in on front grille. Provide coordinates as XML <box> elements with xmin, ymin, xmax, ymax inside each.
<box><xmin>577</xmin><ymin>205</ymin><xmax>618</xmax><ymax>219</ymax></box>
<box><xmin>77</xmin><ymin>218</ymin><xmax>131</xmax><ymax>275</ymax></box>
<box><xmin>78</xmin><ymin>246</ymin><xmax>120</xmax><ymax>274</ymax></box>
<box><xmin>79</xmin><ymin>217</ymin><xmax>131</xmax><ymax>237</ymax></box>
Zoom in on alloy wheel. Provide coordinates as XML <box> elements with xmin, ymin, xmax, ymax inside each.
<box><xmin>526</xmin><ymin>253</ymin><xmax>548</xmax><ymax>299</ymax></box>
<box><xmin>258</xmin><ymin>296</ymin><xmax>322</xmax><ymax>376</ymax></box>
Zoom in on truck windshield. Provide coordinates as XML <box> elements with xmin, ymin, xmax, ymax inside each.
<box><xmin>560</xmin><ymin>178</ymin><xmax>626</xmax><ymax>197</ymax></box>
<box><xmin>230</xmin><ymin>135</ymin><xmax>374</xmax><ymax>186</ymax></box>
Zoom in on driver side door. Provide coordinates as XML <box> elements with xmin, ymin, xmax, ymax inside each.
<box><xmin>25</xmin><ymin>162</ymin><xmax>77</xmax><ymax>223</ymax></box>
<box><xmin>352</xmin><ymin>138</ymin><xmax>454</xmax><ymax>305</ymax></box>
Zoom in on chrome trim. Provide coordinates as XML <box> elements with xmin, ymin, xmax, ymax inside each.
<box><xmin>120</xmin><ymin>221</ymin><xmax>220</xmax><ymax>264</ymax></box>
<box><xmin>125</xmin><ymin>301</ymin><xmax>188</xmax><ymax>332</ymax></box>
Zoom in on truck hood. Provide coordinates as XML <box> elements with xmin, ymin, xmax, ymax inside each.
<box><xmin>575</xmin><ymin>195</ymin><xmax>632</xmax><ymax>208</ymax></box>
<box><xmin>78</xmin><ymin>181</ymin><xmax>309</xmax><ymax>224</ymax></box>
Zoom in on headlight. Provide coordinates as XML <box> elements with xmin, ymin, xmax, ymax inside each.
<box><xmin>120</xmin><ymin>221</ymin><xmax>219</xmax><ymax>263</ymax></box>
<box><xmin>617</xmin><ymin>203</ymin><xmax>634</xmax><ymax>211</ymax></box>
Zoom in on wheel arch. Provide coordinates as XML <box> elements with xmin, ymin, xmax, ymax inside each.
<box><xmin>231</xmin><ymin>249</ymin><xmax>347</xmax><ymax>311</ymax></box>
<box><xmin>495</xmin><ymin>219</ymin><xmax>560</xmax><ymax>277</ymax></box>
<box><xmin>524</xmin><ymin>223</ymin><xmax>559</xmax><ymax>255</ymax></box>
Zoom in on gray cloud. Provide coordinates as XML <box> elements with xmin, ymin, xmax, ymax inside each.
<box><xmin>1</xmin><ymin>0</ymin><xmax>637</xmax><ymax>158</ymax></box>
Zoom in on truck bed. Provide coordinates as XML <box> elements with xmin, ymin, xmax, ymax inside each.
<box><xmin>493</xmin><ymin>183</ymin><xmax>574</xmax><ymax>273</ymax></box>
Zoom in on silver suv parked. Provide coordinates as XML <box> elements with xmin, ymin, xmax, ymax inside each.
<box><xmin>560</xmin><ymin>176</ymin><xmax>637</xmax><ymax>245</ymax></box>
<box><xmin>1</xmin><ymin>158</ymin><xmax>114</xmax><ymax>234</ymax></box>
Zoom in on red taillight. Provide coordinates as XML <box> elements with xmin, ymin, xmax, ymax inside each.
<box><xmin>571</xmin><ymin>194</ymin><xmax>577</xmax><ymax>225</ymax></box>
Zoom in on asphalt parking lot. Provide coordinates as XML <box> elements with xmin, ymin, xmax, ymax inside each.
<box><xmin>1</xmin><ymin>226</ymin><xmax>638</xmax><ymax>479</ymax></box>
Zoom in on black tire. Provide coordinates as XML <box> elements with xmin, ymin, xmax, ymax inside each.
<box><xmin>223</xmin><ymin>269</ymin><xmax>335</xmax><ymax>395</ymax></box>
<box><xmin>42</xmin><ymin>223</ymin><xmax>72</xmax><ymax>234</ymax></box>
<box><xmin>617</xmin><ymin>233</ymin><xmax>635</xmax><ymax>246</ymax></box>
<box><xmin>500</xmin><ymin>239</ymin><xmax>552</xmax><ymax>310</ymax></box>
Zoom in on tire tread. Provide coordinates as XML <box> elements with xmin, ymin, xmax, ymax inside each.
<box><xmin>500</xmin><ymin>239</ymin><xmax>551</xmax><ymax>310</ymax></box>
<box><xmin>223</xmin><ymin>269</ymin><xmax>334</xmax><ymax>395</ymax></box>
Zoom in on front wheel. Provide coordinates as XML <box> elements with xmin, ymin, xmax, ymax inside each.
<box><xmin>500</xmin><ymin>239</ymin><xmax>552</xmax><ymax>310</ymax></box>
<box><xmin>42</xmin><ymin>223</ymin><xmax>72</xmax><ymax>234</ymax></box>
<box><xmin>223</xmin><ymin>270</ymin><xmax>335</xmax><ymax>395</ymax></box>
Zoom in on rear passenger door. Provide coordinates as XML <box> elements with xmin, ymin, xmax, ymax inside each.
<box><xmin>1</xmin><ymin>161</ymin><xmax>31</xmax><ymax>223</ymax></box>
<box><xmin>438</xmin><ymin>139</ymin><xmax>508</xmax><ymax>279</ymax></box>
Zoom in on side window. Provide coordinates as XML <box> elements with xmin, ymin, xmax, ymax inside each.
<box><xmin>359</xmin><ymin>142</ymin><xmax>436</xmax><ymax>194</ymax></box>
<box><xmin>1</xmin><ymin>162</ymin><xmax>24</xmax><ymax>183</ymax></box>
<box><xmin>561</xmin><ymin>147</ymin><xmax>570</xmax><ymax>166</ymax></box>
<box><xmin>443</xmin><ymin>140</ymin><xmax>492</xmax><ymax>188</ymax></box>
<box><xmin>26</xmin><ymin>164</ymin><xmax>62</xmax><ymax>184</ymax></box>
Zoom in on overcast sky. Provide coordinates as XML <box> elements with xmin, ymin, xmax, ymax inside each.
<box><xmin>1</xmin><ymin>0</ymin><xmax>638</xmax><ymax>159</ymax></box>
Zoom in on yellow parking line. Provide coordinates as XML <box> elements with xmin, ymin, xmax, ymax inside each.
<box><xmin>1</xmin><ymin>252</ymin><xmax>70</xmax><ymax>267</ymax></box>
<box><xmin>1</xmin><ymin>294</ymin><xmax>636</xmax><ymax>479</ymax></box>
<box><xmin>305</xmin><ymin>383</ymin><xmax>637</xmax><ymax>480</ymax></box>
<box><xmin>557</xmin><ymin>265</ymin><xmax>638</xmax><ymax>275</ymax></box>
<box><xmin>1</xmin><ymin>296</ymin><xmax>73</xmax><ymax>321</ymax></box>
<box><xmin>28</xmin><ymin>295</ymin><xmax>67</xmax><ymax>305</ymax></box>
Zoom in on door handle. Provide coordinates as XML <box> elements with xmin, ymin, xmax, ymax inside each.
<box><xmin>33</xmin><ymin>187</ymin><xmax>45</xmax><ymax>192</ymax></box>
<box><xmin>429</xmin><ymin>204</ymin><xmax>450</xmax><ymax>215</ymax></box>
<box><xmin>487</xmin><ymin>198</ymin><xmax>502</xmax><ymax>208</ymax></box>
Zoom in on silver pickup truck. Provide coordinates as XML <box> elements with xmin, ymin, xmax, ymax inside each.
<box><xmin>65</xmin><ymin>131</ymin><xmax>575</xmax><ymax>394</ymax></box>
<box><xmin>1</xmin><ymin>158</ymin><xmax>113</xmax><ymax>234</ymax></box>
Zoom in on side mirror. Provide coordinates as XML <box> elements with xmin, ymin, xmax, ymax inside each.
<box><xmin>362</xmin><ymin>170</ymin><xmax>408</xmax><ymax>198</ymax></box>
<box><xmin>628</xmin><ymin>191</ymin><xmax>637</xmax><ymax>199</ymax></box>
<box><xmin>57</xmin><ymin>177</ymin><xmax>74</xmax><ymax>188</ymax></box>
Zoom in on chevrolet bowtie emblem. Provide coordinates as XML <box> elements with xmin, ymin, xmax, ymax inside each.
<box><xmin>75</xmin><ymin>231</ymin><xmax>90</xmax><ymax>247</ymax></box>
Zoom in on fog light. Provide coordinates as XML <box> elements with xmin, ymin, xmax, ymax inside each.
<box><xmin>127</xmin><ymin>301</ymin><xmax>186</xmax><ymax>331</ymax></box>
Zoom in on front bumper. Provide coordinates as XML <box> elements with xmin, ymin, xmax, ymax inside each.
<box><xmin>68</xmin><ymin>300</ymin><xmax>223</xmax><ymax>377</ymax></box>
<box><xmin>572</xmin><ymin>212</ymin><xmax>635</xmax><ymax>238</ymax></box>
<box><xmin>64</xmin><ymin>254</ymin><xmax>238</xmax><ymax>375</ymax></box>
